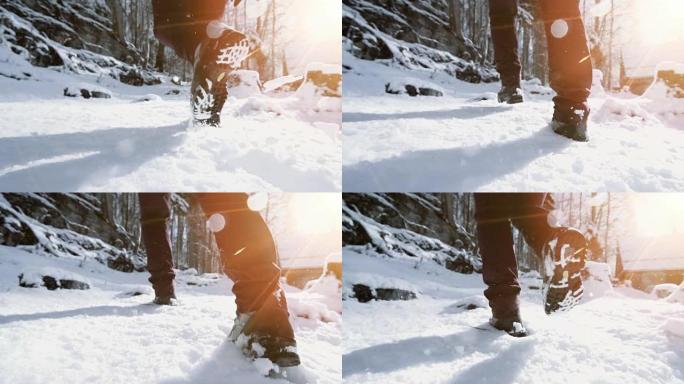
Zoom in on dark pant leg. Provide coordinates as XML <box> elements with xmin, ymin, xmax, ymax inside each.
<box><xmin>474</xmin><ymin>193</ymin><xmax>520</xmax><ymax>316</ymax></box>
<box><xmin>488</xmin><ymin>0</ymin><xmax>522</xmax><ymax>87</ymax></box>
<box><xmin>197</xmin><ymin>193</ymin><xmax>293</xmax><ymax>339</ymax></box>
<box><xmin>152</xmin><ymin>0</ymin><xmax>227</xmax><ymax>62</ymax></box>
<box><xmin>538</xmin><ymin>0</ymin><xmax>592</xmax><ymax>104</ymax></box>
<box><xmin>139</xmin><ymin>193</ymin><xmax>175</xmax><ymax>296</ymax></box>
<box><xmin>508</xmin><ymin>193</ymin><xmax>556</xmax><ymax>257</ymax></box>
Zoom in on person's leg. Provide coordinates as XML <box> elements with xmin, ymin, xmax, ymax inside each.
<box><xmin>196</xmin><ymin>193</ymin><xmax>294</xmax><ymax>340</ymax></box>
<box><xmin>538</xmin><ymin>0</ymin><xmax>592</xmax><ymax>141</ymax></box>
<box><xmin>474</xmin><ymin>194</ymin><xmax>521</xmax><ymax>321</ymax></box>
<box><xmin>538</xmin><ymin>0</ymin><xmax>592</xmax><ymax>106</ymax></box>
<box><xmin>508</xmin><ymin>193</ymin><xmax>556</xmax><ymax>256</ymax></box>
<box><xmin>509</xmin><ymin>193</ymin><xmax>586</xmax><ymax>314</ymax></box>
<box><xmin>138</xmin><ymin>193</ymin><xmax>176</xmax><ymax>301</ymax></box>
<box><xmin>151</xmin><ymin>0</ymin><xmax>228</xmax><ymax>62</ymax></box>
<box><xmin>488</xmin><ymin>0</ymin><xmax>522</xmax><ymax>89</ymax></box>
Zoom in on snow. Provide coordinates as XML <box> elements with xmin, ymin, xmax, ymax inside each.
<box><xmin>343</xmin><ymin>247</ymin><xmax>684</xmax><ymax>383</ymax></box>
<box><xmin>583</xmin><ymin>261</ymin><xmax>614</xmax><ymax>300</ymax></box>
<box><xmin>305</xmin><ymin>63</ymin><xmax>342</xmax><ymax>76</ymax></box>
<box><xmin>0</xmin><ymin>45</ymin><xmax>341</xmax><ymax>192</ymax></box>
<box><xmin>653</xmin><ymin>283</ymin><xmax>679</xmax><ymax>299</ymax></box>
<box><xmin>0</xmin><ymin>246</ymin><xmax>341</xmax><ymax>384</ymax></box>
<box><xmin>667</xmin><ymin>281</ymin><xmax>684</xmax><ymax>305</ymax></box>
<box><xmin>342</xmin><ymin>52</ymin><xmax>684</xmax><ymax>192</ymax></box>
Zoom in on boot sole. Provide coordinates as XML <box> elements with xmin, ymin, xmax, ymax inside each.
<box><xmin>192</xmin><ymin>38</ymin><xmax>251</xmax><ymax>126</ymax></box>
<box><xmin>543</xmin><ymin>229</ymin><xmax>586</xmax><ymax>314</ymax></box>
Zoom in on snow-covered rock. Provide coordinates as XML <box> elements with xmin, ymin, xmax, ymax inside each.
<box><xmin>18</xmin><ymin>267</ymin><xmax>90</xmax><ymax>290</ymax></box>
<box><xmin>263</xmin><ymin>75</ymin><xmax>304</xmax><ymax>95</ymax></box>
<box><xmin>63</xmin><ymin>83</ymin><xmax>112</xmax><ymax>99</ymax></box>
<box><xmin>385</xmin><ymin>78</ymin><xmax>444</xmax><ymax>97</ymax></box>
<box><xmin>298</xmin><ymin>62</ymin><xmax>342</xmax><ymax>98</ymax></box>
<box><xmin>653</xmin><ymin>283</ymin><xmax>679</xmax><ymax>299</ymax></box>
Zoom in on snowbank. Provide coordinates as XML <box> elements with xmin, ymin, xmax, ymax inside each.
<box><xmin>227</xmin><ymin>70</ymin><xmax>263</xmax><ymax>99</ymax></box>
<box><xmin>667</xmin><ymin>280</ymin><xmax>684</xmax><ymax>304</ymax></box>
<box><xmin>583</xmin><ymin>261</ymin><xmax>614</xmax><ymax>300</ymax></box>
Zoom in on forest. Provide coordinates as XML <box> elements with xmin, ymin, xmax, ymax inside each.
<box><xmin>448</xmin><ymin>0</ymin><xmax>621</xmax><ymax>88</ymax></box>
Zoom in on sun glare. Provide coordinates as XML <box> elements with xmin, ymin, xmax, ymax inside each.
<box><xmin>286</xmin><ymin>0</ymin><xmax>341</xmax><ymax>43</ymax></box>
<box><xmin>632</xmin><ymin>194</ymin><xmax>684</xmax><ymax>237</ymax></box>
<box><xmin>289</xmin><ymin>193</ymin><xmax>341</xmax><ymax>236</ymax></box>
<box><xmin>634</xmin><ymin>0</ymin><xmax>684</xmax><ymax>46</ymax></box>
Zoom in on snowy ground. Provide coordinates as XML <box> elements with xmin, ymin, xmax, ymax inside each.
<box><xmin>0</xmin><ymin>47</ymin><xmax>341</xmax><ymax>192</ymax></box>
<box><xmin>342</xmin><ymin>53</ymin><xmax>684</xmax><ymax>192</ymax></box>
<box><xmin>343</xmin><ymin>248</ymin><xmax>684</xmax><ymax>384</ymax></box>
<box><xmin>0</xmin><ymin>246</ymin><xmax>341</xmax><ymax>384</ymax></box>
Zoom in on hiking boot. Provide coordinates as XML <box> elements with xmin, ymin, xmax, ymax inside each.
<box><xmin>541</xmin><ymin>228</ymin><xmax>587</xmax><ymax>315</ymax></box>
<box><xmin>489</xmin><ymin>315</ymin><xmax>529</xmax><ymax>337</ymax></box>
<box><xmin>551</xmin><ymin>101</ymin><xmax>590</xmax><ymax>142</ymax></box>
<box><xmin>497</xmin><ymin>85</ymin><xmax>524</xmax><ymax>104</ymax></box>
<box><xmin>229</xmin><ymin>312</ymin><xmax>301</xmax><ymax>367</ymax></box>
<box><xmin>488</xmin><ymin>295</ymin><xmax>528</xmax><ymax>337</ymax></box>
<box><xmin>153</xmin><ymin>293</ymin><xmax>178</xmax><ymax>306</ymax></box>
<box><xmin>191</xmin><ymin>24</ymin><xmax>253</xmax><ymax>127</ymax></box>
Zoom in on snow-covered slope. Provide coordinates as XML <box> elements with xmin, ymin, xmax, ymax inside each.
<box><xmin>0</xmin><ymin>0</ymin><xmax>159</xmax><ymax>85</ymax></box>
<box><xmin>342</xmin><ymin>0</ymin><xmax>496</xmax><ymax>83</ymax></box>
<box><xmin>0</xmin><ymin>45</ymin><xmax>341</xmax><ymax>191</ymax></box>
<box><xmin>0</xmin><ymin>246</ymin><xmax>341</xmax><ymax>384</ymax></box>
<box><xmin>342</xmin><ymin>53</ymin><xmax>684</xmax><ymax>192</ymax></box>
<box><xmin>343</xmin><ymin>247</ymin><xmax>684</xmax><ymax>384</ymax></box>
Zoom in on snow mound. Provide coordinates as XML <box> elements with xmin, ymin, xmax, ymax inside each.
<box><xmin>667</xmin><ymin>281</ymin><xmax>684</xmax><ymax>304</ymax></box>
<box><xmin>441</xmin><ymin>295</ymin><xmax>489</xmax><ymax>314</ymax></box>
<box><xmin>228</xmin><ymin>70</ymin><xmax>263</xmax><ymax>99</ymax></box>
<box><xmin>583</xmin><ymin>261</ymin><xmax>613</xmax><ymax>300</ymax></box>
<box><xmin>303</xmin><ymin>274</ymin><xmax>342</xmax><ymax>314</ymax></box>
<box><xmin>593</xmin><ymin>97</ymin><xmax>659</xmax><ymax>126</ymax></box>
<box><xmin>132</xmin><ymin>94</ymin><xmax>163</xmax><ymax>103</ymax></box>
<box><xmin>252</xmin><ymin>358</ymin><xmax>278</xmax><ymax>376</ymax></box>
<box><xmin>288</xmin><ymin>276</ymin><xmax>342</xmax><ymax>324</ymax></box>
<box><xmin>115</xmin><ymin>285</ymin><xmax>154</xmax><ymax>298</ymax></box>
